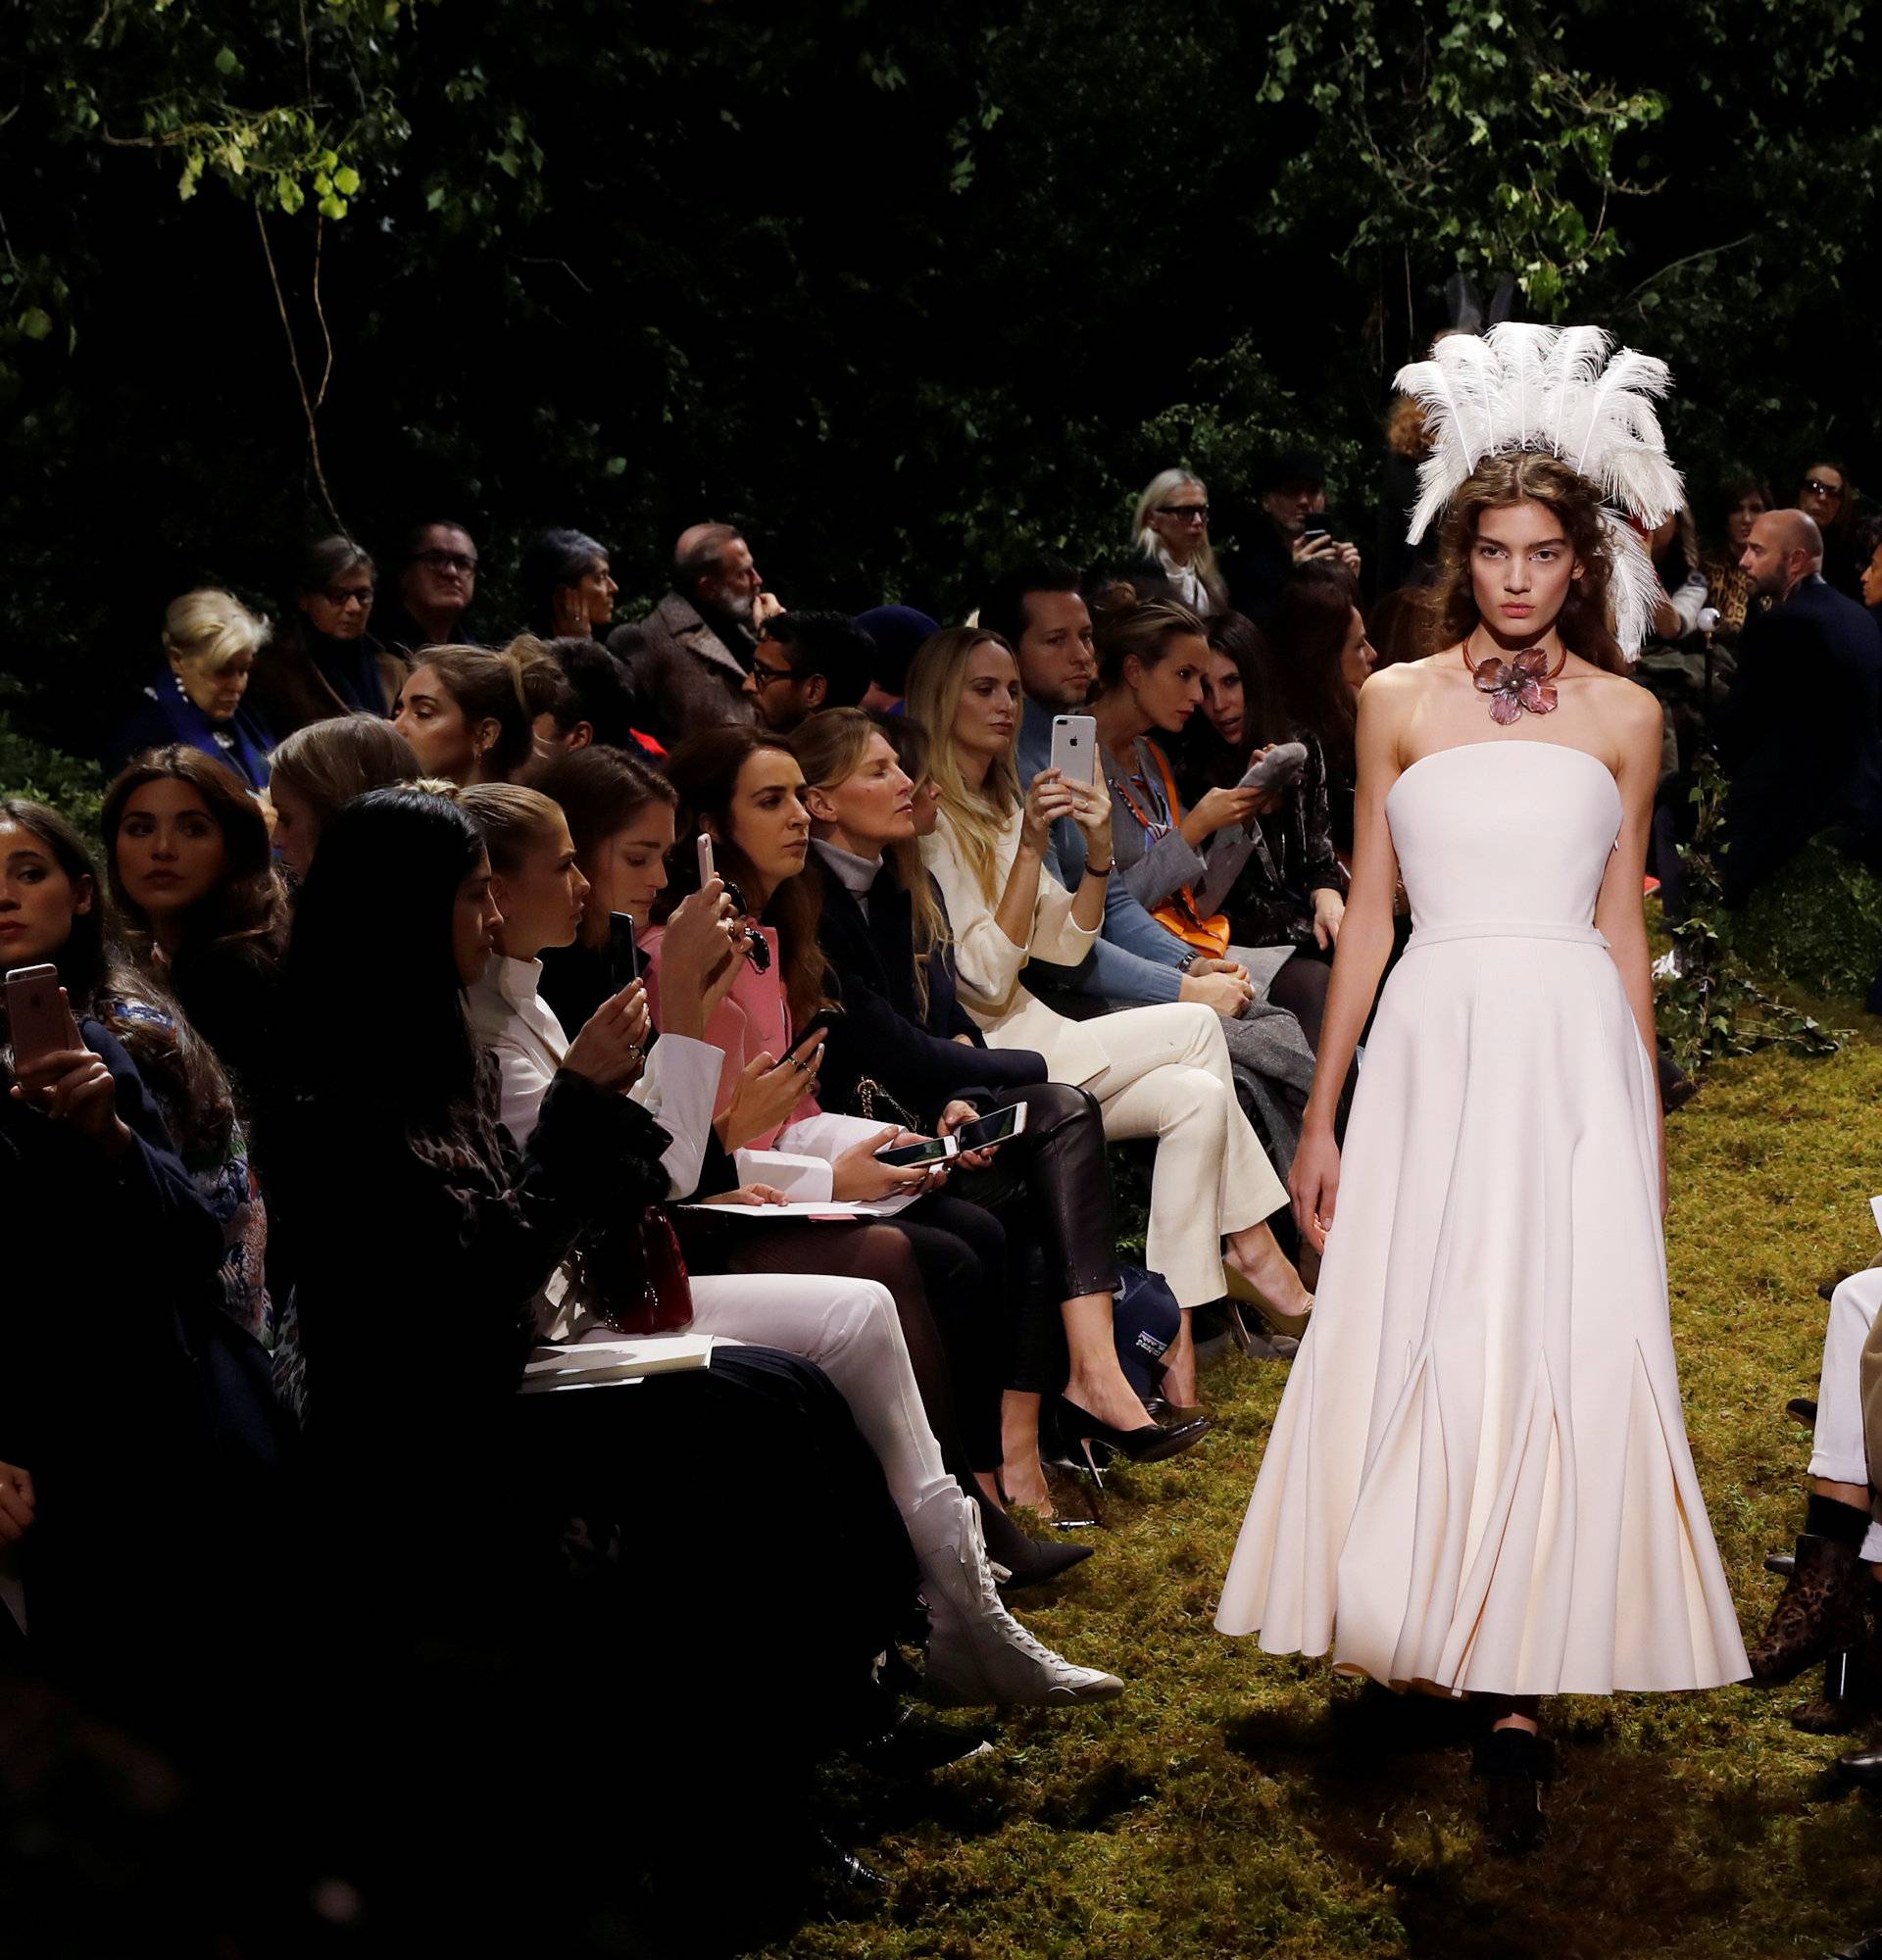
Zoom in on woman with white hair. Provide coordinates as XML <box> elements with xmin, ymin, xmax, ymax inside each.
<box><xmin>107</xmin><ymin>588</ymin><xmax>276</xmax><ymax>790</ymax></box>
<box><xmin>1129</xmin><ymin>468</ymin><xmax>1227</xmax><ymax>617</ymax></box>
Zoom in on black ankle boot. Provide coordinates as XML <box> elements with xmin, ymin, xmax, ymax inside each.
<box><xmin>966</xmin><ymin>1481</ymin><xmax>1093</xmax><ymax>1590</ymax></box>
<box><xmin>1472</xmin><ymin>1728</ymin><xmax>1554</xmax><ymax>1853</ymax></box>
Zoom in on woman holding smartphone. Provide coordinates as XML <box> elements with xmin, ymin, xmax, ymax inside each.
<box><xmin>461</xmin><ymin>780</ymin><xmax>1119</xmax><ymax>1706</ymax></box>
<box><xmin>906</xmin><ymin>627</ymin><xmax>1315</xmax><ymax>1405</ymax></box>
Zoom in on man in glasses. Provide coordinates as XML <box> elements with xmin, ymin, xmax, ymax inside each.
<box><xmin>376</xmin><ymin>519</ymin><xmax>484</xmax><ymax>657</ymax></box>
<box><xmin>743</xmin><ymin>610</ymin><xmax>876</xmax><ymax>733</ymax></box>
<box><xmin>609</xmin><ymin>521</ymin><xmax>784</xmax><ymax>749</ymax></box>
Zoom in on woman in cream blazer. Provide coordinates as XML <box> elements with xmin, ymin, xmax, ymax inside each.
<box><xmin>908</xmin><ymin>627</ymin><xmax>1312</xmax><ymax>1405</ymax></box>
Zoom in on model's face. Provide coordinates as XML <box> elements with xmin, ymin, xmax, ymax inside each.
<box><xmin>492</xmin><ymin>814</ymin><xmax>589</xmax><ymax>962</ymax></box>
<box><xmin>1798</xmin><ymin>466</ymin><xmax>1846</xmax><ymax>528</ymax></box>
<box><xmin>402</xmin><ymin>525</ymin><xmax>477</xmax><ymax>623</ymax></box>
<box><xmin>1127</xmin><ymin>632</ymin><xmax>1211</xmax><ymax>735</ymax></box>
<box><xmin>171</xmin><ymin>649</ymin><xmax>253</xmax><ymax>721</ymax></box>
<box><xmin>811</xmin><ymin>732</ymin><xmax>914</xmax><ymax>850</ymax></box>
<box><xmin>1200</xmin><ymin>649</ymin><xmax>1245</xmax><ymax>751</ymax></box>
<box><xmin>299</xmin><ymin>564</ymin><xmax>375</xmax><ymax>641</ymax></box>
<box><xmin>1862</xmin><ymin>544</ymin><xmax>1882</xmax><ymax>611</ymax></box>
<box><xmin>0</xmin><ymin>821</ymin><xmax>90</xmax><ymax>966</ymax></box>
<box><xmin>1015</xmin><ymin>590</ymin><xmax>1097</xmax><ymax>710</ymax></box>
<box><xmin>1725</xmin><ymin>491</ymin><xmax>1767</xmax><ymax>553</ymax></box>
<box><xmin>1147</xmin><ymin>485</ymin><xmax>1209</xmax><ymax>564</ymax></box>
<box><xmin>453</xmin><ymin>853</ymin><xmax>503</xmax><ymax>986</ymax></box>
<box><xmin>1262</xmin><ymin>478</ymin><xmax>1319</xmax><ymax>537</ymax></box>
<box><xmin>951</xmin><ymin>642</ymin><xmax>1022</xmax><ymax>763</ymax></box>
<box><xmin>114</xmin><ymin>779</ymin><xmax>226</xmax><ymax>920</ymax></box>
<box><xmin>721</xmin><ymin>748</ymin><xmax>812</xmax><ymax>889</ymax></box>
<box><xmin>1338</xmin><ymin>607</ymin><xmax>1375</xmax><ymax>696</ymax></box>
<box><xmin>394</xmin><ymin>664</ymin><xmax>478</xmax><ymax>781</ymax></box>
<box><xmin>1467</xmin><ymin>501</ymin><xmax>1581</xmax><ymax>639</ymax></box>
<box><xmin>1739</xmin><ymin>512</ymin><xmax>1800</xmax><ymax>599</ymax></box>
<box><xmin>270</xmin><ymin>776</ymin><xmax>322</xmax><ymax>880</ymax></box>
<box><xmin>585</xmin><ymin>804</ymin><xmax>672</xmax><ymax>941</ymax></box>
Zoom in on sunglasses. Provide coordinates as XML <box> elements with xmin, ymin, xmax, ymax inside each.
<box><xmin>1803</xmin><ymin>479</ymin><xmax>1845</xmax><ymax>501</ymax></box>
<box><xmin>1157</xmin><ymin>505</ymin><xmax>1211</xmax><ymax>522</ymax></box>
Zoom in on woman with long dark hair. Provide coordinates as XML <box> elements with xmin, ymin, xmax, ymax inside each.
<box><xmin>1268</xmin><ymin>562</ymin><xmax>1376</xmax><ymax>859</ymax></box>
<box><xmin>103</xmin><ymin>746</ymin><xmax>290</xmax><ymax>1114</ymax></box>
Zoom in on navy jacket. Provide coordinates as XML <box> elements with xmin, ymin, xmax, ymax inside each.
<box><xmin>107</xmin><ymin>671</ymin><xmax>274</xmax><ymax>791</ymax></box>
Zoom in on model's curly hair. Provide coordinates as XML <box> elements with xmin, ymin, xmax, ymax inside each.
<box><xmin>1422</xmin><ymin>451</ymin><xmax>1629</xmax><ymax>674</ymax></box>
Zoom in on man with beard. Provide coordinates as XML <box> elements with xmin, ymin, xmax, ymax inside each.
<box><xmin>609</xmin><ymin>522</ymin><xmax>784</xmax><ymax>748</ymax></box>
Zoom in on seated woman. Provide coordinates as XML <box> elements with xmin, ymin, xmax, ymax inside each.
<box><xmin>267</xmin><ymin>713</ymin><xmax>421</xmax><ymax>881</ymax></box>
<box><xmin>906</xmin><ymin>626</ymin><xmax>1314</xmax><ymax>1407</ymax></box>
<box><xmin>107</xmin><ymin>588</ymin><xmax>276</xmax><ymax>792</ymax></box>
<box><xmin>102</xmin><ymin>747</ymin><xmax>290</xmax><ymax>1118</ymax></box>
<box><xmin>529</xmin><ymin>741</ymin><xmax>1087</xmax><ymax>1589</ymax></box>
<box><xmin>520</xmin><ymin>527</ymin><xmax>619</xmax><ymax>643</ymax></box>
<box><xmin>261</xmin><ymin>786</ymin><xmax>930</xmax><ymax>1897</ymax></box>
<box><xmin>248</xmin><ymin>535</ymin><xmax>406</xmax><ymax>738</ymax></box>
<box><xmin>461</xmin><ymin>780</ymin><xmax>1117</xmax><ymax>1705</ymax></box>
<box><xmin>1267</xmin><ymin>562</ymin><xmax>1375</xmax><ymax>863</ymax></box>
<box><xmin>1085</xmin><ymin>599</ymin><xmax>1322</xmax><ymax>1159</ymax></box>
<box><xmin>1179</xmin><ymin>611</ymin><xmax>1349</xmax><ymax>1054</ymax></box>
<box><xmin>0</xmin><ymin>798</ymin><xmax>277</xmax><ymax>1729</ymax></box>
<box><xmin>790</xmin><ymin>708</ymin><xmax>1210</xmax><ymax>1504</ymax></box>
<box><xmin>392</xmin><ymin>642</ymin><xmax>543</xmax><ymax>785</ymax></box>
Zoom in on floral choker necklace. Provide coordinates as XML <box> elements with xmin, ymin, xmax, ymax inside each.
<box><xmin>1461</xmin><ymin>641</ymin><xmax>1567</xmax><ymax>724</ymax></box>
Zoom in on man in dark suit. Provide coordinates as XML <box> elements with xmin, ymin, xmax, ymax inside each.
<box><xmin>1720</xmin><ymin>509</ymin><xmax>1882</xmax><ymax>906</ymax></box>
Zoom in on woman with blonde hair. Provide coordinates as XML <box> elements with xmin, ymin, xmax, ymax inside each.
<box><xmin>906</xmin><ymin>627</ymin><xmax>1312</xmax><ymax>1412</ymax></box>
<box><xmin>266</xmin><ymin>713</ymin><xmax>421</xmax><ymax>879</ymax></box>
<box><xmin>392</xmin><ymin>640</ymin><xmax>544</xmax><ymax>785</ymax></box>
<box><xmin>108</xmin><ymin>587</ymin><xmax>277</xmax><ymax>790</ymax></box>
<box><xmin>1130</xmin><ymin>468</ymin><xmax>1227</xmax><ymax>617</ymax></box>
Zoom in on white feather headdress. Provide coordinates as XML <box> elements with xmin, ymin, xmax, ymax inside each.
<box><xmin>1394</xmin><ymin>322</ymin><xmax>1682</xmax><ymax>659</ymax></box>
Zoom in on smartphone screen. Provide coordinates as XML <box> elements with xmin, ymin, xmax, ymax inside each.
<box><xmin>607</xmin><ymin>911</ymin><xmax>639</xmax><ymax>994</ymax></box>
<box><xmin>696</xmin><ymin>833</ymin><xmax>716</xmax><ymax>887</ymax></box>
<box><xmin>953</xmin><ymin>1102</ymin><xmax>1028</xmax><ymax>1152</ymax></box>
<box><xmin>1050</xmin><ymin>713</ymin><xmax>1097</xmax><ymax>786</ymax></box>
<box><xmin>873</xmin><ymin>1133</ymin><xmax>958</xmax><ymax>1168</ymax></box>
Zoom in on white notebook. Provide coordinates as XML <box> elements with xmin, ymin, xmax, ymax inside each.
<box><xmin>518</xmin><ymin>1334</ymin><xmax>716</xmax><ymax>1394</ymax></box>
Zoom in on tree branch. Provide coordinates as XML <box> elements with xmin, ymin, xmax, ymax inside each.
<box><xmin>255</xmin><ymin>204</ymin><xmax>343</xmax><ymax>531</ymax></box>
<box><xmin>1616</xmin><ymin>233</ymin><xmax>1756</xmax><ymax>309</ymax></box>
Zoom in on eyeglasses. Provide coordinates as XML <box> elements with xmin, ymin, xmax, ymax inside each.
<box><xmin>1157</xmin><ymin>505</ymin><xmax>1211</xmax><ymax>522</ymax></box>
<box><xmin>750</xmin><ymin>659</ymin><xmax>797</xmax><ymax>686</ymax></box>
<box><xmin>322</xmin><ymin>585</ymin><xmax>374</xmax><ymax>608</ymax></box>
<box><xmin>411</xmin><ymin>550</ymin><xmax>479</xmax><ymax>575</ymax></box>
<box><xmin>1803</xmin><ymin>479</ymin><xmax>1845</xmax><ymax>502</ymax></box>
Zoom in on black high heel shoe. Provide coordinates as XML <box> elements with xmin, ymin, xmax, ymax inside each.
<box><xmin>1473</xmin><ymin>1728</ymin><xmax>1554</xmax><ymax>1853</ymax></box>
<box><xmin>1054</xmin><ymin>1396</ymin><xmax>1211</xmax><ymax>1472</ymax></box>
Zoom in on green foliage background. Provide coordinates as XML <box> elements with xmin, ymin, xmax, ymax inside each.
<box><xmin>3</xmin><ymin>0</ymin><xmax>1879</xmax><ymax>760</ymax></box>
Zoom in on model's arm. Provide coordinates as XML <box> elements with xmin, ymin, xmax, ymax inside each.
<box><xmin>1594</xmin><ymin>682</ymin><xmax>1669</xmax><ymax>1212</ymax></box>
<box><xmin>1289</xmin><ymin>674</ymin><xmax>1409</xmax><ymax>1252</ymax></box>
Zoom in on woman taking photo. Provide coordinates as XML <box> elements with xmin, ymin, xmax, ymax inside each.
<box><xmin>905</xmin><ymin>627</ymin><xmax>1313</xmax><ymax>1408</ymax></box>
<box><xmin>392</xmin><ymin>643</ymin><xmax>542</xmax><ymax>785</ymax></box>
<box><xmin>1217</xmin><ymin>329</ymin><xmax>1748</xmax><ymax>1849</ymax></box>
<box><xmin>790</xmin><ymin>709</ymin><xmax>1210</xmax><ymax>1508</ymax></box>
<box><xmin>108</xmin><ymin>588</ymin><xmax>276</xmax><ymax>792</ymax></box>
<box><xmin>249</xmin><ymin>535</ymin><xmax>406</xmax><ymax>738</ymax></box>
<box><xmin>462</xmin><ymin>779</ymin><xmax>1118</xmax><ymax>1705</ymax></box>
<box><xmin>102</xmin><ymin>747</ymin><xmax>290</xmax><ymax>1115</ymax></box>
<box><xmin>267</xmin><ymin>714</ymin><xmax>420</xmax><ymax>881</ymax></box>
<box><xmin>1128</xmin><ymin>468</ymin><xmax>1227</xmax><ymax>618</ymax></box>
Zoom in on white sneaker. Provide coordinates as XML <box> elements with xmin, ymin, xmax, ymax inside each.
<box><xmin>907</xmin><ymin>1488</ymin><xmax>1123</xmax><ymax>1708</ymax></box>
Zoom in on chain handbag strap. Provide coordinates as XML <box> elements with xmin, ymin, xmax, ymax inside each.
<box><xmin>853</xmin><ymin>1075</ymin><xmax>921</xmax><ymax>1132</ymax></box>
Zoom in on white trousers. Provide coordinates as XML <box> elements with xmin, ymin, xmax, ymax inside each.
<box><xmin>1076</xmin><ymin>1002</ymin><xmax>1288</xmax><ymax>1306</ymax></box>
<box><xmin>686</xmin><ymin>1272</ymin><xmax>953</xmax><ymax>1517</ymax></box>
<box><xmin>1807</xmin><ymin>1265</ymin><xmax>1882</xmax><ymax>1562</ymax></box>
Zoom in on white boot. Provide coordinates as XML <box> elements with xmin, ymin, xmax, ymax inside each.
<box><xmin>906</xmin><ymin>1486</ymin><xmax>1123</xmax><ymax>1708</ymax></box>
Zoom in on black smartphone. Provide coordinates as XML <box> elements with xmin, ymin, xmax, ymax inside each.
<box><xmin>1301</xmin><ymin>519</ymin><xmax>1330</xmax><ymax>540</ymax></box>
<box><xmin>608</xmin><ymin>911</ymin><xmax>639</xmax><ymax>994</ymax></box>
<box><xmin>952</xmin><ymin>1102</ymin><xmax>1030</xmax><ymax>1152</ymax></box>
<box><xmin>787</xmin><ymin>1006</ymin><xmax>844</xmax><ymax>1058</ymax></box>
<box><xmin>873</xmin><ymin>1133</ymin><xmax>957</xmax><ymax>1168</ymax></box>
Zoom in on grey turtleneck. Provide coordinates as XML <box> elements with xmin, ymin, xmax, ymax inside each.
<box><xmin>811</xmin><ymin>838</ymin><xmax>881</xmax><ymax>918</ymax></box>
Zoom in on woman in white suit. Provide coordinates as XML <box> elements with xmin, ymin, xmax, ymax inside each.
<box><xmin>907</xmin><ymin>626</ymin><xmax>1313</xmax><ymax>1406</ymax></box>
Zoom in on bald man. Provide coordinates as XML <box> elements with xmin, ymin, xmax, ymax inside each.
<box><xmin>607</xmin><ymin>522</ymin><xmax>785</xmax><ymax>749</ymax></box>
<box><xmin>1718</xmin><ymin>507</ymin><xmax>1882</xmax><ymax>904</ymax></box>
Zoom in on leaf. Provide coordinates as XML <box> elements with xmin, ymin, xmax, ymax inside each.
<box><xmin>214</xmin><ymin>45</ymin><xmax>239</xmax><ymax>76</ymax></box>
<box><xmin>17</xmin><ymin>308</ymin><xmax>52</xmax><ymax>341</ymax></box>
<box><xmin>318</xmin><ymin>193</ymin><xmax>349</xmax><ymax>220</ymax></box>
<box><xmin>334</xmin><ymin>165</ymin><xmax>361</xmax><ymax>196</ymax></box>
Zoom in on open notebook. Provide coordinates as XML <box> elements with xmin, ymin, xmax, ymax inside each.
<box><xmin>519</xmin><ymin>1334</ymin><xmax>716</xmax><ymax>1395</ymax></box>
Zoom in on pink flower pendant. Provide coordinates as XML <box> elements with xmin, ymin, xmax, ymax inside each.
<box><xmin>1472</xmin><ymin>648</ymin><xmax>1560</xmax><ymax>724</ymax></box>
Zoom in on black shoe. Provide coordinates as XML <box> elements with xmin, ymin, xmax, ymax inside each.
<box><xmin>1836</xmin><ymin>1744</ymin><xmax>1882</xmax><ymax>1788</ymax></box>
<box><xmin>1473</xmin><ymin>1728</ymin><xmax>1554</xmax><ymax>1853</ymax></box>
<box><xmin>856</xmin><ymin>1702</ymin><xmax>996</xmax><ymax>1781</ymax></box>
<box><xmin>1828</xmin><ymin>1929</ymin><xmax>1882</xmax><ymax>1960</ymax></box>
<box><xmin>1055</xmin><ymin>1396</ymin><xmax>1211</xmax><ymax>1470</ymax></box>
<box><xmin>812</xmin><ymin>1828</ymin><xmax>886</xmax><ymax>1894</ymax></box>
<box><xmin>1766</xmin><ymin>1550</ymin><xmax>1797</xmax><ymax>1577</ymax></box>
<box><xmin>969</xmin><ymin>1481</ymin><xmax>1094</xmax><ymax>1588</ymax></box>
<box><xmin>1788</xmin><ymin>1396</ymin><xmax>1819</xmax><ymax>1428</ymax></box>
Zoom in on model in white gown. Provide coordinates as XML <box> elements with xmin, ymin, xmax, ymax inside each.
<box><xmin>1216</xmin><ymin>739</ymin><xmax>1749</xmax><ymax>1695</ymax></box>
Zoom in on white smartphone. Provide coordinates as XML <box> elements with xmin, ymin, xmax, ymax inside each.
<box><xmin>873</xmin><ymin>1133</ymin><xmax>959</xmax><ymax>1168</ymax></box>
<box><xmin>696</xmin><ymin>832</ymin><xmax>716</xmax><ymax>887</ymax></box>
<box><xmin>1238</xmin><ymin>741</ymin><xmax>1309</xmax><ymax>796</ymax></box>
<box><xmin>1050</xmin><ymin>713</ymin><xmax>1097</xmax><ymax>786</ymax></box>
<box><xmin>952</xmin><ymin>1102</ymin><xmax>1030</xmax><ymax>1152</ymax></box>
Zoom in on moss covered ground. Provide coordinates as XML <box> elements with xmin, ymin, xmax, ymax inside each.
<box><xmin>770</xmin><ymin>992</ymin><xmax>1882</xmax><ymax>1960</ymax></box>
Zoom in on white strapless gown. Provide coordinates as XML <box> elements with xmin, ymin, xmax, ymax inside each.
<box><xmin>1216</xmin><ymin>741</ymin><xmax>1749</xmax><ymax>1695</ymax></box>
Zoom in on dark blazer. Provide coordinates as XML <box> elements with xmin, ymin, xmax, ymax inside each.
<box><xmin>607</xmin><ymin>592</ymin><xmax>756</xmax><ymax>752</ymax></box>
<box><xmin>1719</xmin><ymin>574</ymin><xmax>1882</xmax><ymax>902</ymax></box>
<box><xmin>107</xmin><ymin>672</ymin><xmax>275</xmax><ymax>790</ymax></box>
<box><xmin>809</xmin><ymin>857</ymin><xmax>1048</xmax><ymax>1129</ymax></box>
<box><xmin>246</xmin><ymin>621</ymin><xmax>406</xmax><ymax>738</ymax></box>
